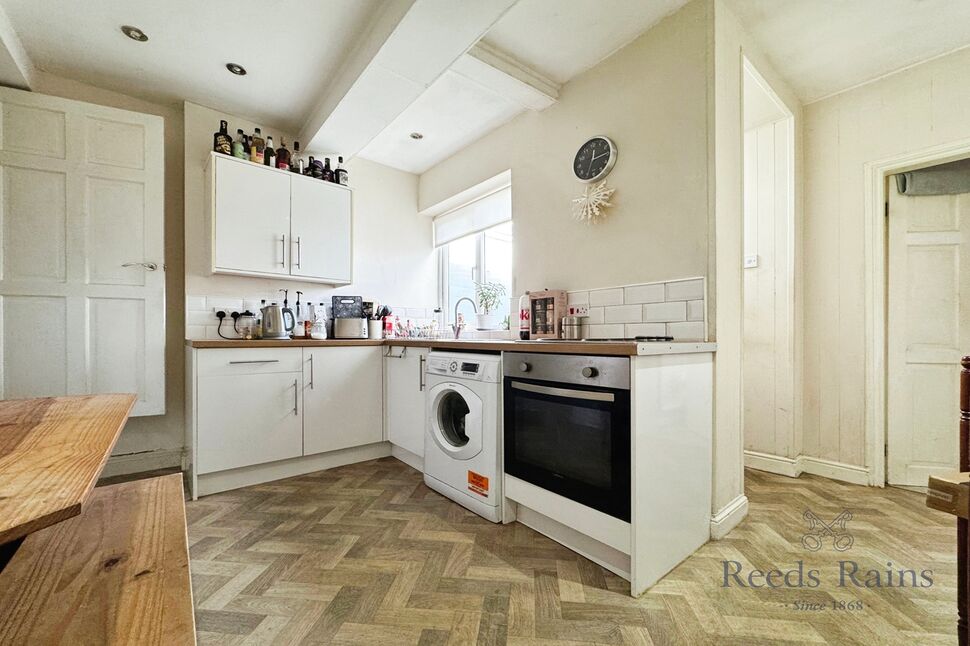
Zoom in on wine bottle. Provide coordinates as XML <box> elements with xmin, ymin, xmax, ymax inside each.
<box><xmin>213</xmin><ymin>120</ymin><xmax>232</xmax><ymax>155</ymax></box>
<box><xmin>291</xmin><ymin>141</ymin><xmax>303</xmax><ymax>174</ymax></box>
<box><xmin>322</xmin><ymin>157</ymin><xmax>334</xmax><ymax>182</ymax></box>
<box><xmin>231</xmin><ymin>128</ymin><xmax>247</xmax><ymax>158</ymax></box>
<box><xmin>250</xmin><ymin>127</ymin><xmax>265</xmax><ymax>164</ymax></box>
<box><xmin>334</xmin><ymin>156</ymin><xmax>348</xmax><ymax>186</ymax></box>
<box><xmin>264</xmin><ymin>135</ymin><xmax>276</xmax><ymax>167</ymax></box>
<box><xmin>276</xmin><ymin>138</ymin><xmax>290</xmax><ymax>170</ymax></box>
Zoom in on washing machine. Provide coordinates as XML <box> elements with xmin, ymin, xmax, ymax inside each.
<box><xmin>424</xmin><ymin>351</ymin><xmax>503</xmax><ymax>522</ymax></box>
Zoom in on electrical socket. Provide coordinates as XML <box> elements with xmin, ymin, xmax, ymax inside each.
<box><xmin>568</xmin><ymin>305</ymin><xmax>589</xmax><ymax>316</ymax></box>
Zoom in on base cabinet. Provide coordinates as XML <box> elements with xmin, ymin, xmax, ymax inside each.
<box><xmin>384</xmin><ymin>346</ymin><xmax>428</xmax><ymax>457</ymax></box>
<box><xmin>303</xmin><ymin>346</ymin><xmax>383</xmax><ymax>455</ymax></box>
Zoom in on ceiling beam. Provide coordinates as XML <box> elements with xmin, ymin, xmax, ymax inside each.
<box><xmin>0</xmin><ymin>2</ymin><xmax>33</xmax><ymax>90</ymax></box>
<box><xmin>300</xmin><ymin>0</ymin><xmax>518</xmax><ymax>156</ymax></box>
<box><xmin>452</xmin><ymin>41</ymin><xmax>559</xmax><ymax>111</ymax></box>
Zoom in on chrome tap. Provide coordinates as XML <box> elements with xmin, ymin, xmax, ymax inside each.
<box><xmin>451</xmin><ymin>297</ymin><xmax>477</xmax><ymax>339</ymax></box>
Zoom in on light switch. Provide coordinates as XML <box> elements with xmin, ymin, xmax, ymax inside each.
<box><xmin>743</xmin><ymin>254</ymin><xmax>759</xmax><ymax>269</ymax></box>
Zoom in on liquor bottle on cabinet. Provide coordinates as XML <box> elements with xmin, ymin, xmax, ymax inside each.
<box><xmin>264</xmin><ymin>135</ymin><xmax>276</xmax><ymax>167</ymax></box>
<box><xmin>213</xmin><ymin>120</ymin><xmax>232</xmax><ymax>155</ymax></box>
<box><xmin>334</xmin><ymin>156</ymin><xmax>348</xmax><ymax>185</ymax></box>
<box><xmin>291</xmin><ymin>141</ymin><xmax>303</xmax><ymax>174</ymax></box>
<box><xmin>250</xmin><ymin>127</ymin><xmax>265</xmax><ymax>164</ymax></box>
<box><xmin>276</xmin><ymin>139</ymin><xmax>290</xmax><ymax>170</ymax></box>
<box><xmin>231</xmin><ymin>128</ymin><xmax>247</xmax><ymax>158</ymax></box>
<box><xmin>322</xmin><ymin>157</ymin><xmax>334</xmax><ymax>182</ymax></box>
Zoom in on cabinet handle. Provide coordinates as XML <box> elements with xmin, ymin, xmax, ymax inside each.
<box><xmin>280</xmin><ymin>234</ymin><xmax>286</xmax><ymax>267</ymax></box>
<box><xmin>295</xmin><ymin>236</ymin><xmax>302</xmax><ymax>269</ymax></box>
<box><xmin>228</xmin><ymin>359</ymin><xmax>280</xmax><ymax>364</ymax></box>
<box><xmin>293</xmin><ymin>379</ymin><xmax>299</xmax><ymax>415</ymax></box>
<box><xmin>309</xmin><ymin>354</ymin><xmax>314</xmax><ymax>389</ymax></box>
<box><xmin>419</xmin><ymin>354</ymin><xmax>426</xmax><ymax>391</ymax></box>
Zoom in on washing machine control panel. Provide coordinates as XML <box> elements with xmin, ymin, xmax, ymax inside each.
<box><xmin>427</xmin><ymin>354</ymin><xmax>500</xmax><ymax>382</ymax></box>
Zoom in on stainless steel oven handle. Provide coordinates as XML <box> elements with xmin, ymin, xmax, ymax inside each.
<box><xmin>511</xmin><ymin>380</ymin><xmax>615</xmax><ymax>402</ymax></box>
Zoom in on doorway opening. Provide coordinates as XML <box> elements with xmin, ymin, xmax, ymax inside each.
<box><xmin>740</xmin><ymin>59</ymin><xmax>797</xmax><ymax>473</ymax></box>
<box><xmin>885</xmin><ymin>158</ymin><xmax>970</xmax><ymax>487</ymax></box>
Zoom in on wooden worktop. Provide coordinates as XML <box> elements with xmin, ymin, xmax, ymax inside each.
<box><xmin>184</xmin><ymin>337</ymin><xmax>716</xmax><ymax>356</ymax></box>
<box><xmin>0</xmin><ymin>473</ymin><xmax>195</xmax><ymax>644</ymax></box>
<box><xmin>0</xmin><ymin>394</ymin><xmax>135</xmax><ymax>545</ymax></box>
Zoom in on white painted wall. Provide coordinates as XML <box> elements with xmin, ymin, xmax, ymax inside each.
<box><xmin>803</xmin><ymin>45</ymin><xmax>970</xmax><ymax>469</ymax></box>
<box><xmin>184</xmin><ymin>101</ymin><xmax>436</xmax><ymax>315</ymax></box>
<box><xmin>743</xmin><ymin>119</ymin><xmax>794</xmax><ymax>458</ymax></box>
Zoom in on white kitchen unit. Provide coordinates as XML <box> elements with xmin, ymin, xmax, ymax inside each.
<box><xmin>185</xmin><ymin>344</ymin><xmax>388</xmax><ymax>497</ymax></box>
<box><xmin>383</xmin><ymin>345</ymin><xmax>429</xmax><ymax>470</ymax></box>
<box><xmin>204</xmin><ymin>152</ymin><xmax>352</xmax><ymax>284</ymax></box>
<box><xmin>303</xmin><ymin>346</ymin><xmax>383</xmax><ymax>454</ymax></box>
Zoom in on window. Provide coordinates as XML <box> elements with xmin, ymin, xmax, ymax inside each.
<box><xmin>440</xmin><ymin>221</ymin><xmax>513</xmax><ymax>327</ymax></box>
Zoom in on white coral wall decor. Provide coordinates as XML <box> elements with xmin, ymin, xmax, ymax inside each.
<box><xmin>572</xmin><ymin>180</ymin><xmax>615</xmax><ymax>224</ymax></box>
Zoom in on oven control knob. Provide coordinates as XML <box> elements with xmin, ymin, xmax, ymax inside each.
<box><xmin>581</xmin><ymin>367</ymin><xmax>598</xmax><ymax>378</ymax></box>
<box><xmin>519</xmin><ymin>362</ymin><xmax>531</xmax><ymax>373</ymax></box>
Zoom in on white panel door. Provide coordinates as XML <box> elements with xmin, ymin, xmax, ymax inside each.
<box><xmin>290</xmin><ymin>176</ymin><xmax>352</xmax><ymax>283</ymax></box>
<box><xmin>0</xmin><ymin>87</ymin><xmax>164</xmax><ymax>415</ymax></box>
<box><xmin>384</xmin><ymin>347</ymin><xmax>428</xmax><ymax>457</ymax></box>
<box><xmin>303</xmin><ymin>347</ymin><xmax>382</xmax><ymax>455</ymax></box>
<box><xmin>197</xmin><ymin>371</ymin><xmax>303</xmax><ymax>473</ymax></box>
<box><xmin>212</xmin><ymin>155</ymin><xmax>291</xmax><ymax>276</ymax></box>
<box><xmin>887</xmin><ymin>187</ymin><xmax>969</xmax><ymax>485</ymax></box>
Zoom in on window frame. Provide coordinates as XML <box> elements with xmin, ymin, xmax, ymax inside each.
<box><xmin>438</xmin><ymin>224</ymin><xmax>511</xmax><ymax>326</ymax></box>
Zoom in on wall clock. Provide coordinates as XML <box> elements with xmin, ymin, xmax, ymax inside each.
<box><xmin>573</xmin><ymin>135</ymin><xmax>617</xmax><ymax>183</ymax></box>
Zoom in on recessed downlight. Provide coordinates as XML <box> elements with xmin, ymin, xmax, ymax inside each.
<box><xmin>226</xmin><ymin>63</ymin><xmax>247</xmax><ymax>76</ymax></box>
<box><xmin>409</xmin><ymin>132</ymin><xmax>424</xmax><ymax>140</ymax></box>
<box><xmin>121</xmin><ymin>25</ymin><xmax>148</xmax><ymax>42</ymax></box>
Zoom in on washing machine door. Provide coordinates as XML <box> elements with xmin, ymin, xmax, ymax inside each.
<box><xmin>428</xmin><ymin>382</ymin><xmax>483</xmax><ymax>460</ymax></box>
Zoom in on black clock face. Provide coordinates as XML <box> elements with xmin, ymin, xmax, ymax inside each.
<box><xmin>573</xmin><ymin>136</ymin><xmax>616</xmax><ymax>182</ymax></box>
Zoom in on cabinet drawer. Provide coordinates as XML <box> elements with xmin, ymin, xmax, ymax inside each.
<box><xmin>197</xmin><ymin>347</ymin><xmax>303</xmax><ymax>377</ymax></box>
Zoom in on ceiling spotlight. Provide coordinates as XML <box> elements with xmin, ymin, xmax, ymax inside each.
<box><xmin>409</xmin><ymin>132</ymin><xmax>424</xmax><ymax>140</ymax></box>
<box><xmin>226</xmin><ymin>63</ymin><xmax>247</xmax><ymax>76</ymax></box>
<box><xmin>121</xmin><ymin>25</ymin><xmax>148</xmax><ymax>42</ymax></box>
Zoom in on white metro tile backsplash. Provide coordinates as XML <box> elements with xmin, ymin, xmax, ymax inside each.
<box><xmin>568</xmin><ymin>277</ymin><xmax>707</xmax><ymax>341</ymax></box>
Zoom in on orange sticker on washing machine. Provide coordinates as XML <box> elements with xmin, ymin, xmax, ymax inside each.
<box><xmin>467</xmin><ymin>470</ymin><xmax>489</xmax><ymax>496</ymax></box>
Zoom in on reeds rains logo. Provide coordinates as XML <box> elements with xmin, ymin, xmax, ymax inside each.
<box><xmin>721</xmin><ymin>508</ymin><xmax>933</xmax><ymax>589</ymax></box>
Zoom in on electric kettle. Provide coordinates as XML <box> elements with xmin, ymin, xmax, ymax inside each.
<box><xmin>261</xmin><ymin>303</ymin><xmax>295</xmax><ymax>339</ymax></box>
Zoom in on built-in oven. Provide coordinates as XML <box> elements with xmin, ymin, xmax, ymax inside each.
<box><xmin>503</xmin><ymin>353</ymin><xmax>631</xmax><ymax>521</ymax></box>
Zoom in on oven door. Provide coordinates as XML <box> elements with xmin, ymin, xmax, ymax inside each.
<box><xmin>503</xmin><ymin>377</ymin><xmax>631</xmax><ymax>521</ymax></box>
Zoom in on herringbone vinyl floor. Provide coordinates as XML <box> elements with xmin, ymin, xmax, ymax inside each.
<box><xmin>186</xmin><ymin>459</ymin><xmax>957</xmax><ymax>645</ymax></box>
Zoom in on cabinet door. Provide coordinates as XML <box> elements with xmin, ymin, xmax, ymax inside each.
<box><xmin>197</xmin><ymin>371</ymin><xmax>303</xmax><ymax>473</ymax></box>
<box><xmin>290</xmin><ymin>176</ymin><xmax>352</xmax><ymax>283</ymax></box>
<box><xmin>213</xmin><ymin>156</ymin><xmax>291</xmax><ymax>275</ymax></box>
<box><xmin>304</xmin><ymin>347</ymin><xmax>382</xmax><ymax>454</ymax></box>
<box><xmin>384</xmin><ymin>347</ymin><xmax>428</xmax><ymax>457</ymax></box>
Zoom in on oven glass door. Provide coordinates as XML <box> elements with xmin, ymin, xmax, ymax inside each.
<box><xmin>504</xmin><ymin>378</ymin><xmax>631</xmax><ymax>521</ymax></box>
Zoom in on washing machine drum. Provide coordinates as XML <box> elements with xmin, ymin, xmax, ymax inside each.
<box><xmin>429</xmin><ymin>382</ymin><xmax>483</xmax><ymax>460</ymax></box>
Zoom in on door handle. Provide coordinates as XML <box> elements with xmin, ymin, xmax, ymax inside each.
<box><xmin>121</xmin><ymin>262</ymin><xmax>158</xmax><ymax>271</ymax></box>
<box><xmin>280</xmin><ymin>234</ymin><xmax>286</xmax><ymax>267</ymax></box>
<box><xmin>295</xmin><ymin>235</ymin><xmax>302</xmax><ymax>269</ymax></box>
<box><xmin>293</xmin><ymin>379</ymin><xmax>299</xmax><ymax>415</ymax></box>
<box><xmin>419</xmin><ymin>354</ymin><xmax>426</xmax><ymax>391</ymax></box>
<box><xmin>308</xmin><ymin>354</ymin><xmax>314</xmax><ymax>389</ymax></box>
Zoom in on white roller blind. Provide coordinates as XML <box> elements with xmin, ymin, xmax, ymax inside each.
<box><xmin>433</xmin><ymin>187</ymin><xmax>511</xmax><ymax>247</ymax></box>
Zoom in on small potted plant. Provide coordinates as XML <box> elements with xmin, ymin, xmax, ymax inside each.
<box><xmin>475</xmin><ymin>281</ymin><xmax>507</xmax><ymax>330</ymax></box>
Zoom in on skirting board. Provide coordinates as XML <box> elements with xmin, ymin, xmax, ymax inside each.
<box><xmin>744</xmin><ymin>451</ymin><xmax>871</xmax><ymax>486</ymax></box>
<box><xmin>390</xmin><ymin>444</ymin><xmax>423</xmax><ymax>473</ymax></box>
<box><xmin>194</xmin><ymin>442</ymin><xmax>391</xmax><ymax>498</ymax></box>
<box><xmin>710</xmin><ymin>494</ymin><xmax>748</xmax><ymax>540</ymax></box>
<box><xmin>101</xmin><ymin>448</ymin><xmax>183</xmax><ymax>478</ymax></box>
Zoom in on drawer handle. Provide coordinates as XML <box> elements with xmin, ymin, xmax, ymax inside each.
<box><xmin>228</xmin><ymin>359</ymin><xmax>280</xmax><ymax>365</ymax></box>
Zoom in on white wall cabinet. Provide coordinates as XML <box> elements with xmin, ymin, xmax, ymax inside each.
<box><xmin>303</xmin><ymin>346</ymin><xmax>383</xmax><ymax>454</ymax></box>
<box><xmin>205</xmin><ymin>153</ymin><xmax>352</xmax><ymax>284</ymax></box>
<box><xmin>384</xmin><ymin>346</ymin><xmax>429</xmax><ymax>458</ymax></box>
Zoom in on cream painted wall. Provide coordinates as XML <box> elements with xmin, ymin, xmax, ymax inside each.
<box><xmin>29</xmin><ymin>71</ymin><xmax>186</xmax><ymax>460</ymax></box>
<box><xmin>184</xmin><ymin>101</ymin><xmax>436</xmax><ymax>309</ymax></box>
<box><xmin>742</xmin><ymin>119</ymin><xmax>794</xmax><ymax>458</ymax></box>
<box><xmin>419</xmin><ymin>0</ymin><xmax>713</xmax><ymax>296</ymax></box>
<box><xmin>803</xmin><ymin>46</ymin><xmax>970</xmax><ymax>468</ymax></box>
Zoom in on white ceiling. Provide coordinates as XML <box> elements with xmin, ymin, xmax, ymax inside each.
<box><xmin>482</xmin><ymin>0</ymin><xmax>689</xmax><ymax>84</ymax></box>
<box><xmin>727</xmin><ymin>0</ymin><xmax>970</xmax><ymax>103</ymax></box>
<box><xmin>0</xmin><ymin>0</ymin><xmax>380</xmax><ymax>131</ymax></box>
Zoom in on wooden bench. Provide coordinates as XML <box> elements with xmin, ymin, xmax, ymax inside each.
<box><xmin>0</xmin><ymin>473</ymin><xmax>195</xmax><ymax>644</ymax></box>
